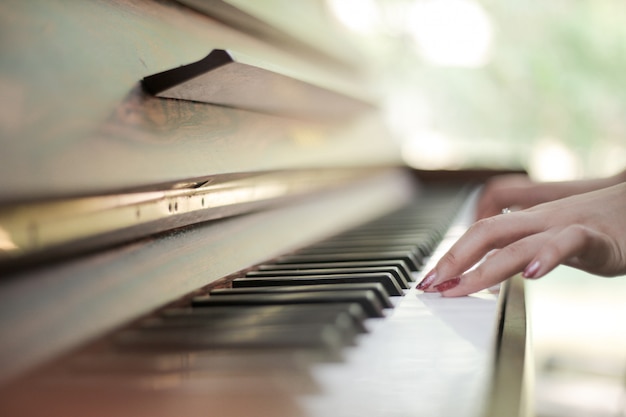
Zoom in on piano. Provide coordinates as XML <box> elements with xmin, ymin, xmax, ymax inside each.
<box><xmin>0</xmin><ymin>1</ymin><xmax>530</xmax><ymax>416</ymax></box>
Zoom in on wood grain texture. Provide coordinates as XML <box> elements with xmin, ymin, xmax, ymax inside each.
<box><xmin>0</xmin><ymin>0</ymin><xmax>401</xmax><ymax>203</ymax></box>
<box><xmin>143</xmin><ymin>49</ymin><xmax>375</xmax><ymax>120</ymax></box>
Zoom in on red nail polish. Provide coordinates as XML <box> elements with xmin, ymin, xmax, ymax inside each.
<box><xmin>433</xmin><ymin>277</ymin><xmax>461</xmax><ymax>292</ymax></box>
<box><xmin>416</xmin><ymin>271</ymin><xmax>437</xmax><ymax>290</ymax></box>
<box><xmin>523</xmin><ymin>260</ymin><xmax>540</xmax><ymax>279</ymax></box>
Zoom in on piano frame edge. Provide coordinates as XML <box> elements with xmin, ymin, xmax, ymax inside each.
<box><xmin>0</xmin><ymin>168</ymin><xmax>389</xmax><ymax>273</ymax></box>
<box><xmin>485</xmin><ymin>274</ymin><xmax>533</xmax><ymax>417</ymax></box>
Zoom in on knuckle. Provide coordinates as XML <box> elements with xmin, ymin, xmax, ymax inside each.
<box><xmin>501</xmin><ymin>241</ymin><xmax>526</xmax><ymax>259</ymax></box>
<box><xmin>567</xmin><ymin>224</ymin><xmax>591</xmax><ymax>241</ymax></box>
<box><xmin>439</xmin><ymin>250</ymin><xmax>460</xmax><ymax>269</ymax></box>
<box><xmin>468</xmin><ymin>217</ymin><xmax>498</xmax><ymax>237</ymax></box>
<box><xmin>540</xmin><ymin>241</ymin><xmax>563</xmax><ymax>264</ymax></box>
<box><xmin>547</xmin><ymin>225</ymin><xmax>591</xmax><ymax>260</ymax></box>
<box><xmin>467</xmin><ymin>266</ymin><xmax>485</xmax><ymax>283</ymax></box>
<box><xmin>462</xmin><ymin>266</ymin><xmax>500</xmax><ymax>292</ymax></box>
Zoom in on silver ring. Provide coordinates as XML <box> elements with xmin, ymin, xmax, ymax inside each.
<box><xmin>501</xmin><ymin>208</ymin><xmax>512</xmax><ymax>215</ymax></box>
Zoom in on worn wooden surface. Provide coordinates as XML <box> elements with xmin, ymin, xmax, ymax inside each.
<box><xmin>0</xmin><ymin>0</ymin><xmax>400</xmax><ymax>203</ymax></box>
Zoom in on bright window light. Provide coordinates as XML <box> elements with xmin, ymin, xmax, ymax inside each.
<box><xmin>326</xmin><ymin>0</ymin><xmax>382</xmax><ymax>34</ymax></box>
<box><xmin>408</xmin><ymin>0</ymin><xmax>494</xmax><ymax>67</ymax></box>
<box><xmin>401</xmin><ymin>130</ymin><xmax>458</xmax><ymax>169</ymax></box>
<box><xmin>529</xmin><ymin>139</ymin><xmax>580</xmax><ymax>181</ymax></box>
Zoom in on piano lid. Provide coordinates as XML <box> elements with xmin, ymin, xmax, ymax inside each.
<box><xmin>142</xmin><ymin>49</ymin><xmax>375</xmax><ymax>120</ymax></box>
<box><xmin>0</xmin><ymin>0</ymin><xmax>401</xmax><ymax>204</ymax></box>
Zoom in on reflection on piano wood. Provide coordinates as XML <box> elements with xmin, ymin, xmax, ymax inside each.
<box><xmin>0</xmin><ymin>1</ymin><xmax>529</xmax><ymax>416</ymax></box>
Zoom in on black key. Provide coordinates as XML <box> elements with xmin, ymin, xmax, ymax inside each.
<box><xmin>192</xmin><ymin>291</ymin><xmax>385</xmax><ymax>318</ymax></box>
<box><xmin>277</xmin><ymin>250</ymin><xmax>422</xmax><ymax>271</ymax></box>
<box><xmin>232</xmin><ymin>273</ymin><xmax>403</xmax><ymax>296</ymax></box>
<box><xmin>143</xmin><ymin>303</ymin><xmax>367</xmax><ymax>334</ymax></box>
<box><xmin>247</xmin><ymin>266</ymin><xmax>409</xmax><ymax>289</ymax></box>
<box><xmin>160</xmin><ymin>304</ymin><xmax>368</xmax><ymax>333</ymax></box>
<box><xmin>336</xmin><ymin>224</ymin><xmax>438</xmax><ymax>233</ymax></box>
<box><xmin>311</xmin><ymin>243</ymin><xmax>432</xmax><ymax>259</ymax></box>
<box><xmin>209</xmin><ymin>283</ymin><xmax>392</xmax><ymax>308</ymax></box>
<box><xmin>330</xmin><ymin>234</ymin><xmax>430</xmax><ymax>245</ymax></box>
<box><xmin>298</xmin><ymin>244</ymin><xmax>424</xmax><ymax>258</ymax></box>
<box><xmin>69</xmin><ymin>350</ymin><xmax>306</xmax><ymax>374</ymax></box>
<box><xmin>328</xmin><ymin>234</ymin><xmax>439</xmax><ymax>250</ymax></box>
<box><xmin>115</xmin><ymin>323</ymin><xmax>345</xmax><ymax>352</ymax></box>
<box><xmin>312</xmin><ymin>236</ymin><xmax>433</xmax><ymax>252</ymax></box>
<box><xmin>256</xmin><ymin>260</ymin><xmax>413</xmax><ymax>283</ymax></box>
<box><xmin>142</xmin><ymin>311</ymin><xmax>361</xmax><ymax>345</ymax></box>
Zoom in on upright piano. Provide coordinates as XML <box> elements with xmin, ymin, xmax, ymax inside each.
<box><xmin>0</xmin><ymin>1</ymin><xmax>530</xmax><ymax>416</ymax></box>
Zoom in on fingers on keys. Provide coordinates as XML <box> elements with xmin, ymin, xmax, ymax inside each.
<box><xmin>417</xmin><ymin>212</ymin><xmax>547</xmax><ymax>297</ymax></box>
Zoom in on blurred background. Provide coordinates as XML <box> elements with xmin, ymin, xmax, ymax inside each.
<box><xmin>325</xmin><ymin>0</ymin><xmax>626</xmax><ymax>181</ymax></box>
<box><xmin>237</xmin><ymin>0</ymin><xmax>626</xmax><ymax>180</ymax></box>
<box><xmin>231</xmin><ymin>1</ymin><xmax>626</xmax><ymax>415</ymax></box>
<box><xmin>324</xmin><ymin>2</ymin><xmax>626</xmax><ymax>415</ymax></box>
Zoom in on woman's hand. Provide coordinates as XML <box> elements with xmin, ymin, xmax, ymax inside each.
<box><xmin>417</xmin><ymin>182</ymin><xmax>626</xmax><ymax>297</ymax></box>
<box><xmin>476</xmin><ymin>171</ymin><xmax>626</xmax><ymax>219</ymax></box>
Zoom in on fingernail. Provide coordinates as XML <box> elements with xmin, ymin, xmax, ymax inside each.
<box><xmin>416</xmin><ymin>270</ymin><xmax>437</xmax><ymax>290</ymax></box>
<box><xmin>433</xmin><ymin>277</ymin><xmax>461</xmax><ymax>292</ymax></box>
<box><xmin>523</xmin><ymin>260</ymin><xmax>540</xmax><ymax>279</ymax></box>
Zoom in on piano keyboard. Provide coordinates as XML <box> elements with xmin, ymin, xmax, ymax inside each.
<box><xmin>0</xmin><ymin>186</ymin><xmax>504</xmax><ymax>417</ymax></box>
